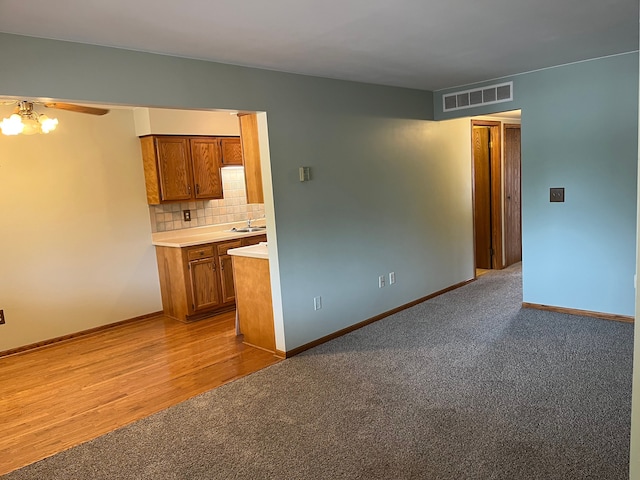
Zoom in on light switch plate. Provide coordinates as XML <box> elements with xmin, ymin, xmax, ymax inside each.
<box><xmin>550</xmin><ymin>187</ymin><xmax>565</xmax><ymax>202</ymax></box>
<box><xmin>299</xmin><ymin>167</ymin><xmax>311</xmax><ymax>182</ymax></box>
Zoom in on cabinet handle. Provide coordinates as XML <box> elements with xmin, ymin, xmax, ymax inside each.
<box><xmin>196</xmin><ymin>184</ymin><xmax>200</xmax><ymax>195</ymax></box>
<box><xmin>187</xmin><ymin>185</ymin><xmax>191</xmax><ymax>195</ymax></box>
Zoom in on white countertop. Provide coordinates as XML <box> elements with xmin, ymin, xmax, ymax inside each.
<box><xmin>228</xmin><ymin>242</ymin><xmax>269</xmax><ymax>260</ymax></box>
<box><xmin>151</xmin><ymin>221</ymin><xmax>267</xmax><ymax>247</ymax></box>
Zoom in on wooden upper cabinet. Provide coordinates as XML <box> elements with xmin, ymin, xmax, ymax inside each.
<box><xmin>190</xmin><ymin>138</ymin><xmax>223</xmax><ymax>200</ymax></box>
<box><xmin>140</xmin><ymin>136</ymin><xmax>192</xmax><ymax>203</ymax></box>
<box><xmin>220</xmin><ymin>138</ymin><xmax>243</xmax><ymax>166</ymax></box>
<box><xmin>139</xmin><ymin>135</ymin><xmax>232</xmax><ymax>204</ymax></box>
<box><xmin>238</xmin><ymin>114</ymin><xmax>264</xmax><ymax>204</ymax></box>
<box><xmin>155</xmin><ymin>137</ymin><xmax>192</xmax><ymax>202</ymax></box>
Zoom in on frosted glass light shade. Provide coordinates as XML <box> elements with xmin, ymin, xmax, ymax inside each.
<box><xmin>0</xmin><ymin>114</ymin><xmax>24</xmax><ymax>135</ymax></box>
<box><xmin>39</xmin><ymin>115</ymin><xmax>58</xmax><ymax>133</ymax></box>
<box><xmin>21</xmin><ymin>117</ymin><xmax>40</xmax><ymax>135</ymax></box>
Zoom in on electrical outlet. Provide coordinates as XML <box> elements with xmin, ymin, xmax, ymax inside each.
<box><xmin>389</xmin><ymin>272</ymin><xmax>396</xmax><ymax>285</ymax></box>
<box><xmin>0</xmin><ymin>309</ymin><xmax>5</xmax><ymax>324</ymax></box>
<box><xmin>379</xmin><ymin>275</ymin><xmax>386</xmax><ymax>288</ymax></box>
<box><xmin>313</xmin><ymin>296</ymin><xmax>322</xmax><ymax>311</ymax></box>
<box><xmin>183</xmin><ymin>210</ymin><xmax>191</xmax><ymax>222</ymax></box>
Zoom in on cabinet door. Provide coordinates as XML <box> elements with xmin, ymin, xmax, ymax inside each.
<box><xmin>188</xmin><ymin>258</ymin><xmax>221</xmax><ymax>312</ymax></box>
<box><xmin>190</xmin><ymin>138</ymin><xmax>223</xmax><ymax>199</ymax></box>
<box><xmin>219</xmin><ymin>254</ymin><xmax>236</xmax><ymax>304</ymax></box>
<box><xmin>238</xmin><ymin>114</ymin><xmax>264</xmax><ymax>203</ymax></box>
<box><xmin>217</xmin><ymin>240</ymin><xmax>241</xmax><ymax>304</ymax></box>
<box><xmin>156</xmin><ymin>137</ymin><xmax>193</xmax><ymax>201</ymax></box>
<box><xmin>220</xmin><ymin>138</ymin><xmax>243</xmax><ymax>166</ymax></box>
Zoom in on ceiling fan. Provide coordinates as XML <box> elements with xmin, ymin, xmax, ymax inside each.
<box><xmin>0</xmin><ymin>100</ymin><xmax>110</xmax><ymax>136</ymax></box>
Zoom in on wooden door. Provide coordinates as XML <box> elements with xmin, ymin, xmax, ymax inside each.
<box><xmin>155</xmin><ymin>137</ymin><xmax>192</xmax><ymax>201</ymax></box>
<box><xmin>473</xmin><ymin>126</ymin><xmax>492</xmax><ymax>269</ymax></box>
<box><xmin>220</xmin><ymin>138</ymin><xmax>243</xmax><ymax>166</ymax></box>
<box><xmin>189</xmin><ymin>258</ymin><xmax>221</xmax><ymax>312</ymax></box>
<box><xmin>504</xmin><ymin>124</ymin><xmax>522</xmax><ymax>266</ymax></box>
<box><xmin>190</xmin><ymin>138</ymin><xmax>223</xmax><ymax>199</ymax></box>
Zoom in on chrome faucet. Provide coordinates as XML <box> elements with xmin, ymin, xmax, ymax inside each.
<box><xmin>247</xmin><ymin>217</ymin><xmax>252</xmax><ymax>228</ymax></box>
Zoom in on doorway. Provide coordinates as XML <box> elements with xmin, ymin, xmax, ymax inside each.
<box><xmin>472</xmin><ymin>120</ymin><xmax>502</xmax><ymax>272</ymax></box>
<box><xmin>471</xmin><ymin>115</ymin><xmax>522</xmax><ymax>276</ymax></box>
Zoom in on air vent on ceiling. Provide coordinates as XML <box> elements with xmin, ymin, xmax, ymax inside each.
<box><xmin>442</xmin><ymin>81</ymin><xmax>513</xmax><ymax>112</ymax></box>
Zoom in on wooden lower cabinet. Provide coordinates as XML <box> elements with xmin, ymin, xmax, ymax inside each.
<box><xmin>242</xmin><ymin>234</ymin><xmax>266</xmax><ymax>247</ymax></box>
<box><xmin>155</xmin><ymin>234</ymin><xmax>266</xmax><ymax>323</ymax></box>
<box><xmin>217</xmin><ymin>240</ymin><xmax>242</xmax><ymax>304</ymax></box>
<box><xmin>189</xmin><ymin>257</ymin><xmax>221</xmax><ymax>312</ymax></box>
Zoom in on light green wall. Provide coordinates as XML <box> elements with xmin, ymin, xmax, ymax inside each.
<box><xmin>436</xmin><ymin>53</ymin><xmax>639</xmax><ymax>316</ymax></box>
<box><xmin>518</xmin><ymin>55</ymin><xmax>638</xmax><ymax>316</ymax></box>
<box><xmin>632</xmin><ymin>118</ymin><xmax>640</xmax><ymax>478</ymax></box>
<box><xmin>0</xmin><ymin>33</ymin><xmax>475</xmax><ymax>351</ymax></box>
<box><xmin>630</xmin><ymin>42</ymin><xmax>640</xmax><ymax>480</ymax></box>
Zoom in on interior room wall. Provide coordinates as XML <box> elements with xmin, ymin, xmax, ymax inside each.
<box><xmin>0</xmin><ymin>107</ymin><xmax>162</xmax><ymax>350</ymax></box>
<box><xmin>436</xmin><ymin>53</ymin><xmax>638</xmax><ymax>317</ymax></box>
<box><xmin>632</xmin><ymin>68</ymin><xmax>640</xmax><ymax>476</ymax></box>
<box><xmin>519</xmin><ymin>55</ymin><xmax>637</xmax><ymax>316</ymax></box>
<box><xmin>269</xmin><ymin>114</ymin><xmax>474</xmax><ymax>348</ymax></box>
<box><xmin>133</xmin><ymin>107</ymin><xmax>241</xmax><ymax>136</ymax></box>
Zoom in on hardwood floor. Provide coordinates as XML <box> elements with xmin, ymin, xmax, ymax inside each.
<box><xmin>0</xmin><ymin>311</ymin><xmax>281</xmax><ymax>476</ymax></box>
<box><xmin>476</xmin><ymin>268</ymin><xmax>491</xmax><ymax>277</ymax></box>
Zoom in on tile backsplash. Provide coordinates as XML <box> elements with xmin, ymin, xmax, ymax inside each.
<box><xmin>149</xmin><ymin>168</ymin><xmax>265</xmax><ymax>232</ymax></box>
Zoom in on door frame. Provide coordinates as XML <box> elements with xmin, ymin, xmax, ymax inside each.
<box><xmin>471</xmin><ymin>120</ymin><xmax>503</xmax><ymax>271</ymax></box>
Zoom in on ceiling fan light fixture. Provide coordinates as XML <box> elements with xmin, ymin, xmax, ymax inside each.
<box><xmin>1</xmin><ymin>101</ymin><xmax>59</xmax><ymax>136</ymax></box>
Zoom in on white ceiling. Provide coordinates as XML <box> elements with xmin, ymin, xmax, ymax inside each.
<box><xmin>0</xmin><ymin>0</ymin><xmax>637</xmax><ymax>91</ymax></box>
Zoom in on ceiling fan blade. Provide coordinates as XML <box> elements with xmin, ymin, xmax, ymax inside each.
<box><xmin>44</xmin><ymin>102</ymin><xmax>109</xmax><ymax>116</ymax></box>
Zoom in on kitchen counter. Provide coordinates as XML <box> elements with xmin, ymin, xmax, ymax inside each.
<box><xmin>227</xmin><ymin>243</ymin><xmax>268</xmax><ymax>260</ymax></box>
<box><xmin>151</xmin><ymin>221</ymin><xmax>266</xmax><ymax>247</ymax></box>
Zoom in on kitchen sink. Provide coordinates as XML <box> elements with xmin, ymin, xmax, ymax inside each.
<box><xmin>231</xmin><ymin>226</ymin><xmax>267</xmax><ymax>233</ymax></box>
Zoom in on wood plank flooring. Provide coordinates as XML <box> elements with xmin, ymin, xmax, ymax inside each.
<box><xmin>476</xmin><ymin>268</ymin><xmax>491</xmax><ymax>277</ymax></box>
<box><xmin>0</xmin><ymin>311</ymin><xmax>282</xmax><ymax>476</ymax></box>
